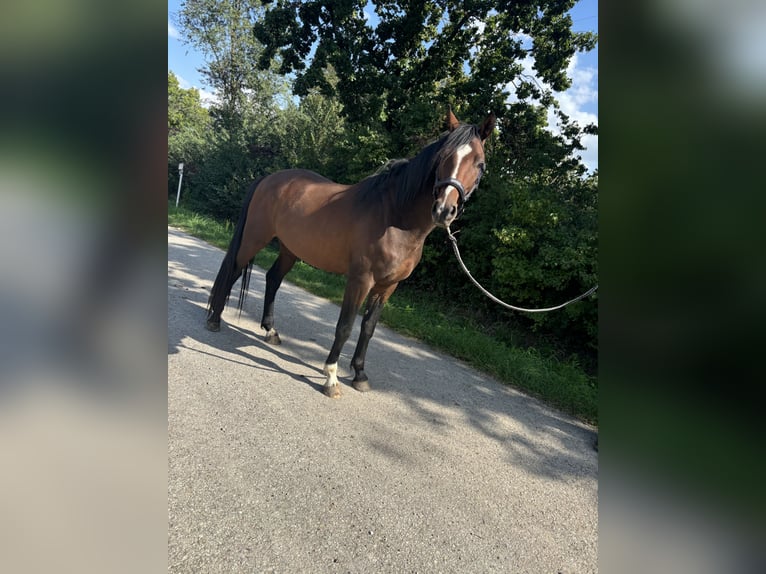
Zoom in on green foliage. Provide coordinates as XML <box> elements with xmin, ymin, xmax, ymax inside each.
<box><xmin>168</xmin><ymin>71</ymin><xmax>210</xmax><ymax>197</ymax></box>
<box><xmin>488</xmin><ymin>171</ymin><xmax>598</xmax><ymax>350</ymax></box>
<box><xmin>281</xmin><ymin>88</ymin><xmax>349</xmax><ymax>178</ymax></box>
<box><xmin>168</xmin><ymin>71</ymin><xmax>209</xmax><ymax>135</ymax></box>
<box><xmin>254</xmin><ymin>0</ymin><xmax>596</xmax><ymax>128</ymax></box>
<box><xmin>185</xmin><ymin>131</ymin><xmax>252</xmax><ymax>220</ymax></box>
<box><xmin>173</xmin><ymin>0</ymin><xmax>295</xmax><ymax>221</ymax></box>
<box><xmin>409</xmin><ymin>129</ymin><xmax>597</xmax><ymax>358</ymax></box>
<box><xmin>177</xmin><ymin>0</ymin><xmax>282</xmax><ymax>127</ymax></box>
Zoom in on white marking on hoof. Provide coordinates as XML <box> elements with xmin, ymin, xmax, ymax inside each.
<box><xmin>323</xmin><ymin>363</ymin><xmax>339</xmax><ymax>389</ymax></box>
<box><xmin>264</xmin><ymin>327</ymin><xmax>281</xmax><ymax>343</ymax></box>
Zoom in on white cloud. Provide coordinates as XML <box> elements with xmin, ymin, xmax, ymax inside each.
<box><xmin>198</xmin><ymin>89</ymin><xmax>219</xmax><ymax>109</ymax></box>
<box><xmin>552</xmin><ymin>54</ymin><xmax>599</xmax><ymax>172</ymax></box>
<box><xmin>470</xmin><ymin>17</ymin><xmax>486</xmax><ymax>35</ymax></box>
<box><xmin>174</xmin><ymin>73</ymin><xmax>219</xmax><ymax>109</ymax></box>
<box><xmin>168</xmin><ymin>20</ymin><xmax>180</xmax><ymax>39</ymax></box>
<box><xmin>577</xmin><ymin>133</ymin><xmax>599</xmax><ymax>175</ymax></box>
<box><xmin>175</xmin><ymin>74</ymin><xmax>191</xmax><ymax>90</ymax></box>
<box><xmin>512</xmin><ymin>31</ymin><xmax>533</xmax><ymax>47</ymax></box>
<box><xmin>562</xmin><ymin>55</ymin><xmax>599</xmax><ymax>112</ymax></box>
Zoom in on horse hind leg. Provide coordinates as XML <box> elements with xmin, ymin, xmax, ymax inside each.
<box><xmin>206</xmin><ymin>178</ymin><xmax>270</xmax><ymax>331</ymax></box>
<box><xmin>206</xmin><ymin>226</ymin><xmax>272</xmax><ymax>331</ymax></box>
<box><xmin>206</xmin><ymin>252</ymin><xmax>246</xmax><ymax>331</ymax></box>
<box><xmin>260</xmin><ymin>244</ymin><xmax>297</xmax><ymax>345</ymax></box>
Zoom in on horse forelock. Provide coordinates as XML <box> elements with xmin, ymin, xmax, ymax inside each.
<box><xmin>437</xmin><ymin>123</ymin><xmax>481</xmax><ymax>163</ymax></box>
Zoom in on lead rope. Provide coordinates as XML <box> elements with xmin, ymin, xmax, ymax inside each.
<box><xmin>446</xmin><ymin>228</ymin><xmax>598</xmax><ymax>313</ymax></box>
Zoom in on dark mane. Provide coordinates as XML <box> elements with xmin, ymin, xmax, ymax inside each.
<box><xmin>354</xmin><ymin>123</ymin><xmax>480</xmax><ymax>212</ymax></box>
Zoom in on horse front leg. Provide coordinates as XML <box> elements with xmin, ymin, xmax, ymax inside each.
<box><xmin>323</xmin><ymin>276</ymin><xmax>372</xmax><ymax>398</ymax></box>
<box><xmin>349</xmin><ymin>283</ymin><xmax>398</xmax><ymax>392</ymax></box>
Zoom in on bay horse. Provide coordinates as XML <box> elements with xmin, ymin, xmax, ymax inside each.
<box><xmin>206</xmin><ymin>109</ymin><xmax>495</xmax><ymax>398</ymax></box>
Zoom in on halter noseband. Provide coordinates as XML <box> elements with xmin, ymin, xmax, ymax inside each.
<box><xmin>432</xmin><ymin>169</ymin><xmax>483</xmax><ymax>219</ymax></box>
<box><xmin>433</xmin><ymin>177</ymin><xmax>467</xmax><ymax>204</ymax></box>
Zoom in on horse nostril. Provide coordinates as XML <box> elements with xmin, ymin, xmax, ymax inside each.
<box><xmin>449</xmin><ymin>205</ymin><xmax>457</xmax><ymax>217</ymax></box>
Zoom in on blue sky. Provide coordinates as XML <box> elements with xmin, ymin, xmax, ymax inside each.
<box><xmin>168</xmin><ymin>0</ymin><xmax>598</xmax><ymax>171</ymax></box>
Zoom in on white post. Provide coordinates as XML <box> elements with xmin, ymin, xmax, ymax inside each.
<box><xmin>175</xmin><ymin>162</ymin><xmax>185</xmax><ymax>207</ymax></box>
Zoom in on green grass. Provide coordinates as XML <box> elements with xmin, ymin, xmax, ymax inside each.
<box><xmin>168</xmin><ymin>206</ymin><xmax>237</xmax><ymax>248</ymax></box>
<box><xmin>169</xmin><ymin>202</ymin><xmax>597</xmax><ymax>424</ymax></box>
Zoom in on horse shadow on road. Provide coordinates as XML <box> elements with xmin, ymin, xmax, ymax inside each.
<box><xmin>169</xmin><ymin>285</ymin><xmax>328</xmax><ymax>396</ymax></box>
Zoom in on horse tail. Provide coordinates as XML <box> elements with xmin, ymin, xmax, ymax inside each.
<box><xmin>236</xmin><ymin>249</ymin><xmax>253</xmax><ymax>319</ymax></box>
<box><xmin>207</xmin><ymin>177</ymin><xmax>263</xmax><ymax>321</ymax></box>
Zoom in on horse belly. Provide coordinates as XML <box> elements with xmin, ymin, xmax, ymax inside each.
<box><xmin>273</xmin><ymin>197</ymin><xmax>352</xmax><ymax>275</ymax></box>
<box><xmin>279</xmin><ymin>228</ymin><xmax>350</xmax><ymax>275</ymax></box>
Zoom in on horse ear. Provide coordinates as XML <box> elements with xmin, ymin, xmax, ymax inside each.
<box><xmin>479</xmin><ymin>112</ymin><xmax>496</xmax><ymax>142</ymax></box>
<box><xmin>446</xmin><ymin>107</ymin><xmax>460</xmax><ymax>131</ymax></box>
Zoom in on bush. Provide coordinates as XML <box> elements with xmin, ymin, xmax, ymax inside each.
<box><xmin>409</xmin><ymin>164</ymin><xmax>598</xmax><ymax>365</ymax></box>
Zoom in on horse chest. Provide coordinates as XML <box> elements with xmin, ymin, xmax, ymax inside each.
<box><xmin>372</xmin><ymin>238</ymin><xmax>424</xmax><ymax>285</ymax></box>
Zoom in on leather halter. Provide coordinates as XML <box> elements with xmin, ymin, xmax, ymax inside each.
<box><xmin>432</xmin><ymin>168</ymin><xmax>483</xmax><ymax>219</ymax></box>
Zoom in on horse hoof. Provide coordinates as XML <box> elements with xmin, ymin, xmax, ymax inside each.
<box><xmin>264</xmin><ymin>331</ymin><xmax>282</xmax><ymax>345</ymax></box>
<box><xmin>352</xmin><ymin>379</ymin><xmax>371</xmax><ymax>392</ymax></box>
<box><xmin>324</xmin><ymin>385</ymin><xmax>342</xmax><ymax>399</ymax></box>
<box><xmin>205</xmin><ymin>318</ymin><xmax>221</xmax><ymax>332</ymax></box>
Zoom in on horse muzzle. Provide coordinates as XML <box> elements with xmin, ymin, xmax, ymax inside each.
<box><xmin>432</xmin><ymin>199</ymin><xmax>458</xmax><ymax>227</ymax></box>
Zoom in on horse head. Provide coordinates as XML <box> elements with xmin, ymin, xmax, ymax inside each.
<box><xmin>431</xmin><ymin>109</ymin><xmax>495</xmax><ymax>228</ymax></box>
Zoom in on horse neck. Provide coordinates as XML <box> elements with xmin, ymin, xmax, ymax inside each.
<box><xmin>363</xmin><ymin>139</ymin><xmax>443</xmax><ymax>237</ymax></box>
<box><xmin>394</xmin><ymin>182</ymin><xmax>436</xmax><ymax>238</ymax></box>
<box><xmin>393</xmin><ymin>142</ymin><xmax>443</xmax><ymax>235</ymax></box>
<box><xmin>384</xmin><ymin>169</ymin><xmax>435</xmax><ymax>242</ymax></box>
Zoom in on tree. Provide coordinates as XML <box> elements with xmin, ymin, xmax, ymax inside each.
<box><xmin>254</xmin><ymin>0</ymin><xmax>597</xmax><ymax>146</ymax></box>
<box><xmin>174</xmin><ymin>0</ymin><xmax>292</xmax><ymax>220</ymax></box>
<box><xmin>168</xmin><ymin>0</ymin><xmax>599</xmax><ymax>359</ymax></box>
<box><xmin>168</xmin><ymin>71</ymin><xmax>209</xmax><ymax>135</ymax></box>
<box><xmin>176</xmin><ymin>0</ymin><xmax>284</xmax><ymax>131</ymax></box>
